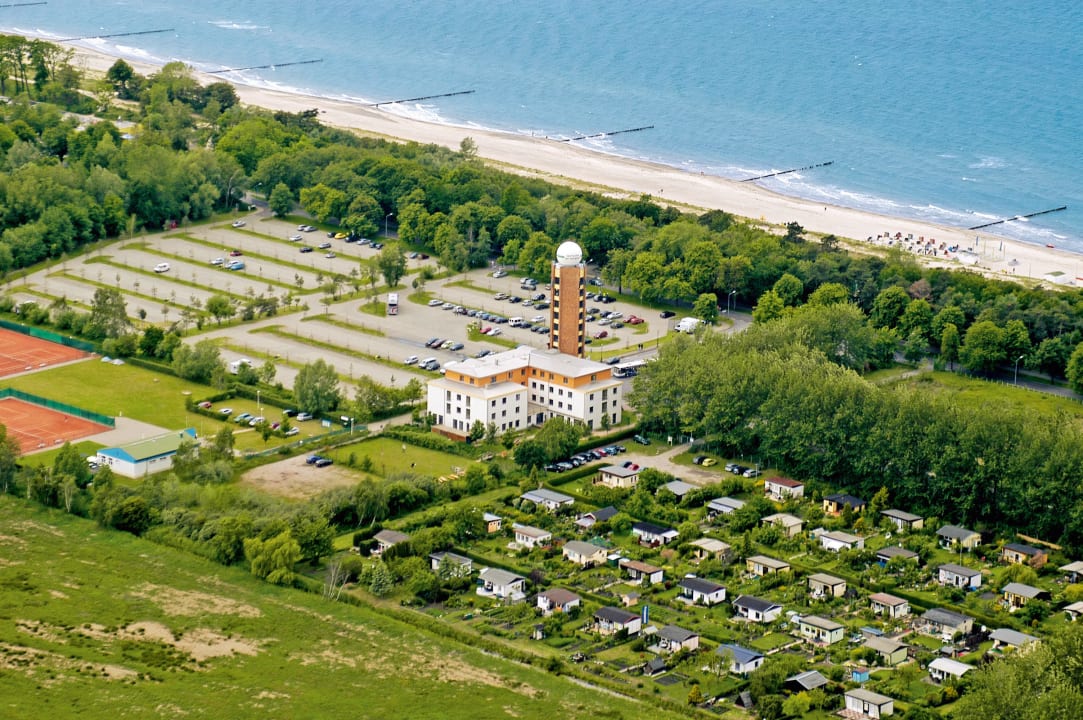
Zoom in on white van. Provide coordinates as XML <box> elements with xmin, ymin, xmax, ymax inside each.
<box><xmin>509</xmin><ymin>317</ymin><xmax>524</xmax><ymax>327</ymax></box>
<box><xmin>420</xmin><ymin>357</ymin><xmax>437</xmax><ymax>367</ymax></box>
<box><xmin>674</xmin><ymin>317</ymin><xmax>701</xmax><ymax>334</ymax></box>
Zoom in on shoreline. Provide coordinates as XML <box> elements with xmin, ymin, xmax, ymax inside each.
<box><xmin>66</xmin><ymin>44</ymin><xmax>1083</xmax><ymax>288</ymax></box>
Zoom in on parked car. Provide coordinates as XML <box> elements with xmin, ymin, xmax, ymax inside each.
<box><xmin>660</xmin><ymin>310</ymin><xmax>676</xmax><ymax>318</ymax></box>
<box><xmin>743</xmin><ymin>468</ymin><xmax>762</xmax><ymax>478</ymax></box>
<box><xmin>449</xmin><ymin>342</ymin><xmax>464</xmax><ymax>351</ymax></box>
<box><xmin>692</xmin><ymin>455</ymin><xmax>707</xmax><ymax>465</ymax></box>
<box><xmin>325</xmin><ymin>251</ymin><xmax>337</xmax><ymax>258</ymax></box>
<box><xmin>219</xmin><ymin>407</ymin><xmax>233</xmax><ymax>416</ymax></box>
<box><xmin>315</xmin><ymin>457</ymin><xmax>334</xmax><ymax>467</ymax></box>
<box><xmin>594</xmin><ymin>330</ymin><xmax>608</xmax><ymax>339</ymax></box>
<box><xmin>702</xmin><ymin>458</ymin><xmax>717</xmax><ymax>467</ymax></box>
<box><xmin>229</xmin><ymin>249</ymin><xmax>243</xmax><ymax>256</ymax></box>
<box><xmin>724</xmin><ymin>462</ymin><xmax>740</xmax><ymax>473</ymax></box>
<box><xmin>300</xmin><ymin>246</ymin><xmax>314</xmax><ymax>253</ymax></box>
<box><xmin>227</xmin><ymin>261</ymin><xmax>245</xmax><ymax>271</ymax></box>
<box><xmin>289</xmin><ymin>234</ymin><xmax>303</xmax><ymax>241</ymax></box>
<box><xmin>231</xmin><ymin>220</ymin><xmax>246</xmax><ymax>228</ymax></box>
<box><xmin>730</xmin><ymin>465</ymin><xmax>749</xmax><ymax>476</ymax></box>
<box><xmin>210</xmin><ymin>257</ymin><xmax>224</xmax><ymax>265</ymax></box>
<box><xmin>633</xmin><ymin>434</ymin><xmax>650</xmax><ymax>445</ymax></box>
<box><xmin>154</xmin><ymin>262</ymin><xmax>170</xmax><ymax>273</ymax></box>
<box><xmin>306</xmin><ymin>454</ymin><xmax>324</xmax><ymax>465</ymax></box>
<box><xmin>492</xmin><ymin>269</ymin><xmax>507</xmax><ymax>278</ymax></box>
<box><xmin>198</xmin><ymin>401</ymin><xmax>213</xmax><ymax>409</ymax></box>
<box><xmin>296</xmin><ymin>412</ymin><xmax>313</xmax><ymax>421</ymax></box>
<box><xmin>284</xmin><ymin>427</ymin><xmax>300</xmax><ymax>437</ymax></box>
<box><xmin>319</xmin><ymin>241</ymin><xmax>333</xmax><ymax>249</ymax></box>
<box><xmin>404</xmin><ymin>355</ymin><xmax>419</xmax><ymax>365</ymax></box>
<box><xmin>427</xmin><ymin>299</ymin><xmax>443</xmax><ymax>307</ymax></box>
<box><xmin>234</xmin><ymin>412</ymin><xmax>253</xmax><ymax>424</ymax></box>
<box><xmin>627</xmin><ymin>316</ymin><xmax>644</xmax><ymax>325</ymax></box>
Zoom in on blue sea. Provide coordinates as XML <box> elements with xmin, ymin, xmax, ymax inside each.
<box><xmin>6</xmin><ymin>1</ymin><xmax>1082</xmax><ymax>251</ymax></box>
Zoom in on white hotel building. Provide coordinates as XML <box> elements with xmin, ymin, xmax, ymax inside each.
<box><xmin>427</xmin><ymin>345</ymin><xmax>623</xmax><ymax>439</ymax></box>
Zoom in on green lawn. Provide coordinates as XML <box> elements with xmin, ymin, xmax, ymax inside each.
<box><xmin>3</xmin><ymin>360</ymin><xmax>212</xmax><ymax>428</ymax></box>
<box><xmin>899</xmin><ymin>370</ymin><xmax>1083</xmax><ymax>418</ymax></box>
<box><xmin>0</xmin><ymin>496</ymin><xmax>686</xmax><ymax>720</ymax></box>
<box><xmin>323</xmin><ymin>436</ymin><xmax>476</xmax><ymax>479</ymax></box>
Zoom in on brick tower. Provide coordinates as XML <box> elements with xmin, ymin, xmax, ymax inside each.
<box><xmin>549</xmin><ymin>241</ymin><xmax>586</xmax><ymax>357</ymax></box>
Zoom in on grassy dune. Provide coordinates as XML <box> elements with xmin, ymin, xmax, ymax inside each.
<box><xmin>0</xmin><ymin>497</ymin><xmax>676</xmax><ymax>720</ymax></box>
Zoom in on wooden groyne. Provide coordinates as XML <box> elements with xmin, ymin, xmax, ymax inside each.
<box><xmin>968</xmin><ymin>206</ymin><xmax>1067</xmax><ymax>231</ymax></box>
<box><xmin>559</xmin><ymin>125</ymin><xmax>654</xmax><ymax>142</ymax></box>
<box><xmin>740</xmin><ymin>161</ymin><xmax>833</xmax><ymax>182</ymax></box>
<box><xmin>207</xmin><ymin>59</ymin><xmax>323</xmax><ymax>75</ymax></box>
<box><xmin>57</xmin><ymin>28</ymin><xmax>174</xmax><ymax>42</ymax></box>
<box><xmin>367</xmin><ymin>90</ymin><xmax>475</xmax><ymax>107</ymax></box>
<box><xmin>0</xmin><ymin>2</ymin><xmax>48</xmax><ymax>9</ymax></box>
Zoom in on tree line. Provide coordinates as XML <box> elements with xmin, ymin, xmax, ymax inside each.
<box><xmin>629</xmin><ymin>315</ymin><xmax>1083</xmax><ymax>551</ymax></box>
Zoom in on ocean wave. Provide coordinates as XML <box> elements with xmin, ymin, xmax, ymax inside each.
<box><xmin>968</xmin><ymin>156</ymin><xmax>1007</xmax><ymax>170</ymax></box>
<box><xmin>208</xmin><ymin>20</ymin><xmax>269</xmax><ymax>32</ymax></box>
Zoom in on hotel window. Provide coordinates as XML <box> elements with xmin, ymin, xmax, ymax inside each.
<box><xmin>590</xmin><ymin>374</ymin><xmax>597</xmax><ymax>381</ymax></box>
<box><xmin>502</xmin><ymin>397</ymin><xmax>507</xmax><ymax>404</ymax></box>
<box><xmin>446</xmin><ymin>390</ymin><xmax>451</xmax><ymax>400</ymax></box>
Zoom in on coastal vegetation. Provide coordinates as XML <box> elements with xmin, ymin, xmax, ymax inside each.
<box><xmin>3</xmin><ymin>32</ymin><xmax>1083</xmax><ymax>720</ymax></box>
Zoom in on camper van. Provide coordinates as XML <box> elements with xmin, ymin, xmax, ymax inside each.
<box><xmin>229</xmin><ymin>358</ymin><xmax>253</xmax><ymax>375</ymax></box>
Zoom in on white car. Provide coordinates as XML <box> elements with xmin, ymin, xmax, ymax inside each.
<box><xmin>154</xmin><ymin>262</ymin><xmax>170</xmax><ymax>273</ymax></box>
<box><xmin>296</xmin><ymin>412</ymin><xmax>313</xmax><ymax>422</ymax></box>
<box><xmin>289</xmin><ymin>234</ymin><xmax>302</xmax><ymax>242</ymax></box>
<box><xmin>404</xmin><ymin>355</ymin><xmax>419</xmax><ymax>365</ymax></box>
<box><xmin>427</xmin><ymin>299</ymin><xmax>443</xmax><ymax>307</ymax></box>
<box><xmin>492</xmin><ymin>269</ymin><xmax>508</xmax><ymax>278</ymax></box>
<box><xmin>210</xmin><ymin>257</ymin><xmax>224</xmax><ymax>266</ymax></box>
<box><xmin>231</xmin><ymin>220</ymin><xmax>246</xmax><ymax>228</ymax></box>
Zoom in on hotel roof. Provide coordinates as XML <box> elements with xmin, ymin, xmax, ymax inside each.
<box><xmin>446</xmin><ymin>345</ymin><xmax>612</xmax><ymax>380</ymax></box>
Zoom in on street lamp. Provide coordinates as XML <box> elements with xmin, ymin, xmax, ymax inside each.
<box><xmin>1014</xmin><ymin>354</ymin><xmax>1025</xmax><ymax>384</ymax></box>
<box><xmin>257</xmin><ymin>389</ymin><xmax>262</xmax><ymax>417</ymax></box>
<box><xmin>727</xmin><ymin>289</ymin><xmax>737</xmax><ymax>313</ymax></box>
<box><xmin>385</xmin><ymin>213</ymin><xmax>394</xmax><ymax>237</ymax></box>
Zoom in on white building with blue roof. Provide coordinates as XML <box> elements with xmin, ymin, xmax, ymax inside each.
<box><xmin>95</xmin><ymin>428</ymin><xmax>196</xmax><ymax>478</ymax></box>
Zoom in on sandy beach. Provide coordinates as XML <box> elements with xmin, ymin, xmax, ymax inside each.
<box><xmin>68</xmin><ymin>45</ymin><xmax>1083</xmax><ymax>288</ymax></box>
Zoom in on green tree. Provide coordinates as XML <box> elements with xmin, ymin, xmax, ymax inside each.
<box><xmin>1031</xmin><ymin>335</ymin><xmax>1072</xmax><ymax>381</ymax></box>
<box><xmin>932</xmin><ymin>304</ymin><xmax>967</xmax><ymax>339</ymax></box>
<box><xmin>899</xmin><ymin>298</ymin><xmax>934</xmax><ymax>340</ymax></box>
<box><xmin>940</xmin><ymin>322</ymin><xmax>961</xmax><ymax>370</ymax></box>
<box><xmin>244</xmin><ymin>530</ymin><xmax>301</xmax><ymax>586</ymax></box>
<box><xmin>53</xmin><ymin>441</ymin><xmax>90</xmax><ymax>488</ymax></box>
<box><xmin>268</xmin><ymin>182</ymin><xmax>293</xmax><ymax>216</ymax></box>
<box><xmin>369</xmin><ymin>561</ymin><xmax>393</xmax><ymax>596</ymax></box>
<box><xmin>807</xmin><ymin>282</ymin><xmax>850</xmax><ymax>306</ymax></box>
<box><xmin>294</xmin><ymin>358</ymin><xmax>341</xmax><ymax>414</ymax></box>
<box><xmin>869</xmin><ymin>285</ymin><xmax>910</xmax><ymax>329</ymax></box>
<box><xmin>752</xmin><ymin>290</ymin><xmax>786</xmax><ymax>324</ymax></box>
<box><xmin>205</xmin><ymin>294</ymin><xmax>234</xmax><ymax>326</ymax></box>
<box><xmin>772</xmin><ymin>273</ymin><xmax>804</xmax><ymax>306</ymax></box>
<box><xmin>86</xmin><ymin>287</ymin><xmax>129</xmax><ymax>339</ymax></box>
<box><xmin>290</xmin><ymin>510</ymin><xmax>335</xmax><ymax>565</ymax></box>
<box><xmin>960</xmin><ymin>320</ymin><xmax>1006</xmax><ymax>375</ymax></box>
<box><xmin>953</xmin><ymin>622</ymin><xmax>1083</xmax><ymax>719</ymax></box>
<box><xmin>377</xmin><ymin>243</ymin><xmax>407</xmax><ymax>287</ymax></box>
<box><xmin>299</xmin><ymin>183</ymin><xmax>348</xmax><ymax>223</ymax></box>
<box><xmin>171</xmin><ymin>340</ymin><xmax>223</xmax><ymax>383</ymax></box>
<box><xmin>692</xmin><ymin>292</ymin><xmax>719</xmax><ymax>325</ymax></box>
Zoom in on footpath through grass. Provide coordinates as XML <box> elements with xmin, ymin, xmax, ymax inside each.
<box><xmin>0</xmin><ymin>496</ymin><xmax>682</xmax><ymax>720</ymax></box>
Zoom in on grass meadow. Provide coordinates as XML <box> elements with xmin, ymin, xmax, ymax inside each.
<box><xmin>0</xmin><ymin>497</ymin><xmax>680</xmax><ymax>720</ymax></box>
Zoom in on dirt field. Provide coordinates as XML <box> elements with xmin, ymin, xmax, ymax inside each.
<box><xmin>240</xmin><ymin>454</ymin><xmax>362</xmax><ymax>500</ymax></box>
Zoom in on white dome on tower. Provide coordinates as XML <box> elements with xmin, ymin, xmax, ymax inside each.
<box><xmin>555</xmin><ymin>241</ymin><xmax>583</xmax><ymax>266</ymax></box>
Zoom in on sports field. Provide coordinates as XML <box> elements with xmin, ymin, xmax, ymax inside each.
<box><xmin>0</xmin><ymin>327</ymin><xmax>89</xmax><ymax>377</ymax></box>
<box><xmin>0</xmin><ymin>397</ymin><xmax>109</xmax><ymax>453</ymax></box>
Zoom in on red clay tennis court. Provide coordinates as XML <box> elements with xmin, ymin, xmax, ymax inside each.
<box><xmin>0</xmin><ymin>397</ymin><xmax>109</xmax><ymax>454</ymax></box>
<box><xmin>0</xmin><ymin>327</ymin><xmax>90</xmax><ymax>378</ymax></box>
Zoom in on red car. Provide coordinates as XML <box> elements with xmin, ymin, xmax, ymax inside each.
<box><xmin>229</xmin><ymin>249</ymin><xmax>243</xmax><ymax>256</ymax></box>
<box><xmin>198</xmin><ymin>401</ymin><xmax>212</xmax><ymax>409</ymax></box>
<box><xmin>627</xmin><ymin>316</ymin><xmax>644</xmax><ymax>325</ymax></box>
<box><xmin>593</xmin><ymin>330</ymin><xmax>608</xmax><ymax>339</ymax></box>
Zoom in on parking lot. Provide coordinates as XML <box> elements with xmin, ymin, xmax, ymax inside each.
<box><xmin>13</xmin><ymin>209</ymin><xmax>688</xmax><ymax>392</ymax></box>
